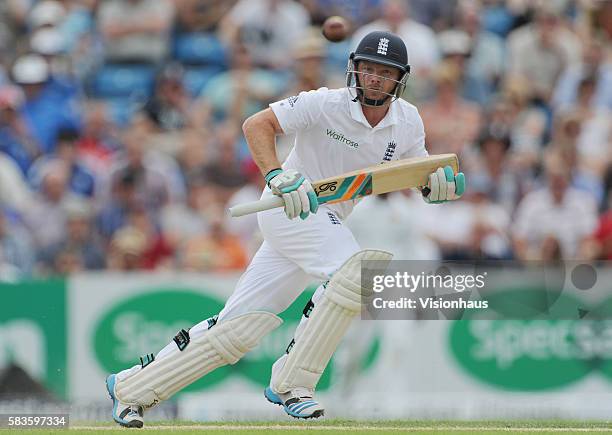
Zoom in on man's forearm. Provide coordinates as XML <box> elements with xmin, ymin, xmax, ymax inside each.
<box><xmin>242</xmin><ymin>116</ymin><xmax>282</xmax><ymax>177</ymax></box>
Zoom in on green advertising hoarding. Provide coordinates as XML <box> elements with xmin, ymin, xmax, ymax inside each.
<box><xmin>0</xmin><ymin>279</ymin><xmax>67</xmax><ymax>398</ymax></box>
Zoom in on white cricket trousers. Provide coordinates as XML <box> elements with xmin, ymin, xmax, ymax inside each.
<box><xmin>114</xmin><ymin>202</ymin><xmax>362</xmax><ymax>397</ymax></box>
<box><xmin>218</xmin><ymin>204</ymin><xmax>361</xmax><ymax>321</ymax></box>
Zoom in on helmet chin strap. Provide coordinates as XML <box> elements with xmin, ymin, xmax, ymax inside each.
<box><xmin>353</xmin><ymin>88</ymin><xmax>392</xmax><ymax>107</ymax></box>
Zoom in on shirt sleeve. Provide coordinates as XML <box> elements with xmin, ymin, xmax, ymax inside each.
<box><xmin>400</xmin><ymin>108</ymin><xmax>428</xmax><ymax>159</ymax></box>
<box><xmin>269</xmin><ymin>87</ymin><xmax>329</xmax><ymax>135</ymax></box>
<box><xmin>512</xmin><ymin>194</ymin><xmax>537</xmax><ymax>240</ymax></box>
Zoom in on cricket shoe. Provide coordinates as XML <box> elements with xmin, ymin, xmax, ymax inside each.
<box><xmin>264</xmin><ymin>386</ymin><xmax>324</xmax><ymax>419</ymax></box>
<box><xmin>106</xmin><ymin>374</ymin><xmax>144</xmax><ymax>428</ymax></box>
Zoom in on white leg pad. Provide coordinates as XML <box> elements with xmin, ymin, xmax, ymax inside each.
<box><xmin>114</xmin><ymin>311</ymin><xmax>282</xmax><ymax>407</ymax></box>
<box><xmin>271</xmin><ymin>249</ymin><xmax>392</xmax><ymax>393</ymax></box>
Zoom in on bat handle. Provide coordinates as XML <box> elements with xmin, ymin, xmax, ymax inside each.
<box><xmin>229</xmin><ymin>196</ymin><xmax>285</xmax><ymax>217</ymax></box>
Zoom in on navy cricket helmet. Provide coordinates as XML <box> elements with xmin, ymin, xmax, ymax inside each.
<box><xmin>346</xmin><ymin>31</ymin><xmax>411</xmax><ymax>106</ymax></box>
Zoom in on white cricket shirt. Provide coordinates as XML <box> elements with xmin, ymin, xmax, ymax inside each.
<box><xmin>269</xmin><ymin>87</ymin><xmax>428</xmax><ymax>219</ymax></box>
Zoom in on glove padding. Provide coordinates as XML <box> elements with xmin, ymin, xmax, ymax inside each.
<box><xmin>266</xmin><ymin>169</ymin><xmax>319</xmax><ymax>219</ymax></box>
<box><xmin>422</xmin><ymin>166</ymin><xmax>466</xmax><ymax>203</ymax></box>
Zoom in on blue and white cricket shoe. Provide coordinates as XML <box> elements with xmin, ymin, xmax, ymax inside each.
<box><xmin>264</xmin><ymin>386</ymin><xmax>325</xmax><ymax>419</ymax></box>
<box><xmin>106</xmin><ymin>374</ymin><xmax>144</xmax><ymax>428</ymax></box>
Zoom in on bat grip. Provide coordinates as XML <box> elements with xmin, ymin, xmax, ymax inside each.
<box><xmin>228</xmin><ymin>195</ymin><xmax>285</xmax><ymax>217</ymax></box>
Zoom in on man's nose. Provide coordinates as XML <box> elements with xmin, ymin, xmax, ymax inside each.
<box><xmin>367</xmin><ymin>73</ymin><xmax>381</xmax><ymax>84</ymax></box>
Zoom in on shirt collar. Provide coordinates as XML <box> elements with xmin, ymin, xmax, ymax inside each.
<box><xmin>346</xmin><ymin>88</ymin><xmax>400</xmax><ymax>130</ymax></box>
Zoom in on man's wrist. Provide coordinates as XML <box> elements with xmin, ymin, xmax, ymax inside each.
<box><xmin>264</xmin><ymin>168</ymin><xmax>283</xmax><ymax>187</ymax></box>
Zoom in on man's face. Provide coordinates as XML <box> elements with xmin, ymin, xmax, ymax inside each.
<box><xmin>548</xmin><ymin>170</ymin><xmax>569</xmax><ymax>203</ymax></box>
<box><xmin>357</xmin><ymin>60</ymin><xmax>401</xmax><ymax>101</ymax></box>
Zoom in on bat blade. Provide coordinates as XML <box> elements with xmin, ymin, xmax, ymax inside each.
<box><xmin>229</xmin><ymin>153</ymin><xmax>459</xmax><ymax>217</ymax></box>
<box><xmin>312</xmin><ymin>153</ymin><xmax>458</xmax><ymax>205</ymax></box>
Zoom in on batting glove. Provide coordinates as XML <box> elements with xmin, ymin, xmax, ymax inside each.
<box><xmin>266</xmin><ymin>168</ymin><xmax>319</xmax><ymax>220</ymax></box>
<box><xmin>421</xmin><ymin>166</ymin><xmax>466</xmax><ymax>203</ymax></box>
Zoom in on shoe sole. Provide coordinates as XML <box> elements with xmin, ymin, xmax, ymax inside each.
<box><xmin>264</xmin><ymin>387</ymin><xmax>324</xmax><ymax>419</ymax></box>
<box><xmin>106</xmin><ymin>375</ymin><xmax>144</xmax><ymax>428</ymax></box>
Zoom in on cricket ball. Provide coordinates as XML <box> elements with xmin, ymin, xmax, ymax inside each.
<box><xmin>322</xmin><ymin>16</ymin><xmax>350</xmax><ymax>43</ymax></box>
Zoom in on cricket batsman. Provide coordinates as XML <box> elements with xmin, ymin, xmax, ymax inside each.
<box><xmin>105</xmin><ymin>31</ymin><xmax>466</xmax><ymax>427</ymax></box>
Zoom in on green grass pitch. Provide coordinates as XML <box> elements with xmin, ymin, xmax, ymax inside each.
<box><xmin>7</xmin><ymin>419</ymin><xmax>612</xmax><ymax>434</ymax></box>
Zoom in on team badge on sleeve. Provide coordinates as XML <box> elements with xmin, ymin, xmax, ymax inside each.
<box><xmin>285</xmin><ymin>95</ymin><xmax>299</xmax><ymax>108</ymax></box>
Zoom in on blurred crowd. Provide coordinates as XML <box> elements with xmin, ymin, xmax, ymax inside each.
<box><xmin>0</xmin><ymin>0</ymin><xmax>610</xmax><ymax>279</ymax></box>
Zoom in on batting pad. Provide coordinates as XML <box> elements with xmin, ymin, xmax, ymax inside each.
<box><xmin>114</xmin><ymin>311</ymin><xmax>282</xmax><ymax>407</ymax></box>
<box><xmin>271</xmin><ymin>249</ymin><xmax>393</xmax><ymax>393</ymax></box>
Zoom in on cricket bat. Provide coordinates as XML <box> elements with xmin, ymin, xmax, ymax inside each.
<box><xmin>229</xmin><ymin>153</ymin><xmax>459</xmax><ymax>217</ymax></box>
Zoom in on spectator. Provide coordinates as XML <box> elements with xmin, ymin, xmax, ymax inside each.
<box><xmin>550</xmin><ymin>112</ymin><xmax>606</xmax><ymax>201</ymax></box>
<box><xmin>28</xmin><ymin>21</ymin><xmax>83</xmax><ymax>100</ymax></box>
<box><xmin>30</xmin><ymin>27</ymin><xmax>69</xmax><ymax>76</ymax></box>
<box><xmin>37</xmin><ymin>198</ymin><xmax>105</xmax><ymax>274</ymax></box>
<box><xmin>28</xmin><ymin>128</ymin><xmax>97</xmax><ymax>198</ymax></box>
<box><xmin>441</xmin><ymin>1</ymin><xmax>505</xmax><ymax>104</ymax></box>
<box><xmin>479</xmin><ymin>0</ymin><xmax>520</xmax><ymax>38</ymax></box>
<box><xmin>499</xmin><ymin>75</ymin><xmax>548</xmax><ymax>175</ymax></box>
<box><xmin>428</xmin><ymin>178</ymin><xmax>512</xmax><ymax>261</ymax></box>
<box><xmin>76</xmin><ymin>101</ymin><xmax>121</xmax><ymax>176</ymax></box>
<box><xmin>28</xmin><ymin>0</ymin><xmax>66</xmax><ymax>31</ymax></box>
<box><xmin>0</xmin><ymin>0</ymin><xmax>31</xmax><ymax>59</ymax></box>
<box><xmin>143</xmin><ymin>63</ymin><xmax>196</xmax><ymax>132</ymax></box>
<box><xmin>23</xmin><ymin>160</ymin><xmax>82</xmax><ymax>250</ymax></box>
<box><xmin>225</xmin><ymin>159</ymin><xmax>266</xmax><ymax>258</ymax></box>
<box><xmin>220</xmin><ymin>0</ymin><xmax>310</xmax><ymax>69</ymax></box>
<box><xmin>161</xmin><ymin>172</ymin><xmax>214</xmax><ymax>250</ymax></box>
<box><xmin>0</xmin><ymin>84</ymin><xmax>39</xmax><ymax>174</ymax></box>
<box><xmin>125</xmin><ymin>206</ymin><xmax>174</xmax><ymax>269</ymax></box>
<box><xmin>436</xmin><ymin>29</ymin><xmax>490</xmax><ymax>106</ymax></box>
<box><xmin>142</xmin><ymin>64</ymin><xmax>211</xmax><ymax>157</ymax></box>
<box><xmin>179</xmin><ymin>210</ymin><xmax>247</xmax><ymax>272</ymax></box>
<box><xmin>173</xmin><ymin>0</ymin><xmax>237</xmax><ymax>33</ymax></box>
<box><xmin>97</xmin><ymin>170</ymin><xmax>141</xmax><ymax>243</ymax></box>
<box><xmin>590</xmin><ymin>0</ymin><xmax>612</xmax><ymax>47</ymax></box>
<box><xmin>468</xmin><ymin>132</ymin><xmax>522</xmax><ymax>215</ymax></box>
<box><xmin>198</xmin><ymin>44</ymin><xmax>284</xmax><ymax>122</ymax></box>
<box><xmin>288</xmin><ymin>28</ymin><xmax>330</xmax><ymax>94</ymax></box>
<box><xmin>300</xmin><ymin>0</ymin><xmax>382</xmax><ymax>27</ymax></box>
<box><xmin>507</xmin><ymin>4</ymin><xmax>582</xmax><ymax>103</ymax></box>
<box><xmin>0</xmin><ymin>246</ymin><xmax>21</xmax><ymax>281</ymax></box>
<box><xmin>584</xmin><ymin>166</ymin><xmax>612</xmax><ymax>260</ymax></box>
<box><xmin>420</xmin><ymin>61</ymin><xmax>481</xmax><ymax>156</ymax></box>
<box><xmin>12</xmin><ymin>54</ymin><xmax>82</xmax><ymax>154</ymax></box>
<box><xmin>44</xmin><ymin>0</ymin><xmax>101</xmax><ymax>80</ymax></box>
<box><xmin>204</xmin><ymin>121</ymin><xmax>247</xmax><ymax>203</ymax></box>
<box><xmin>107</xmin><ymin>226</ymin><xmax>148</xmax><ymax>271</ymax></box>
<box><xmin>175</xmin><ymin>128</ymin><xmax>212</xmax><ymax>185</ymax></box>
<box><xmin>556</xmin><ymin>75</ymin><xmax>612</xmax><ymax>177</ymax></box>
<box><xmin>107</xmin><ymin>124</ymin><xmax>185</xmax><ymax>213</ymax></box>
<box><xmin>98</xmin><ymin>0</ymin><xmax>174</xmax><ymax>63</ymax></box>
<box><xmin>105</xmin><ymin>206</ymin><xmax>173</xmax><ymax>270</ymax></box>
<box><xmin>29</xmin><ymin>22</ymin><xmax>93</xmax><ymax>101</ymax></box>
<box><xmin>513</xmin><ymin>149</ymin><xmax>598</xmax><ymax>261</ymax></box>
<box><xmin>553</xmin><ymin>40</ymin><xmax>612</xmax><ymax>111</ymax></box>
<box><xmin>408</xmin><ymin>0</ymin><xmax>457</xmax><ymax>30</ymax></box>
<box><xmin>50</xmin><ymin>246</ymin><xmax>84</xmax><ymax>275</ymax></box>
<box><xmin>586</xmin><ymin>213</ymin><xmax>612</xmax><ymax>260</ymax></box>
<box><xmin>351</xmin><ymin>0</ymin><xmax>440</xmax><ymax>94</ymax></box>
<box><xmin>0</xmin><ymin>207</ymin><xmax>34</xmax><ymax>278</ymax></box>
<box><xmin>141</xmin><ymin>64</ymin><xmax>195</xmax><ymax>156</ymax></box>
<box><xmin>0</xmin><ymin>151</ymin><xmax>33</xmax><ymax>214</ymax></box>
